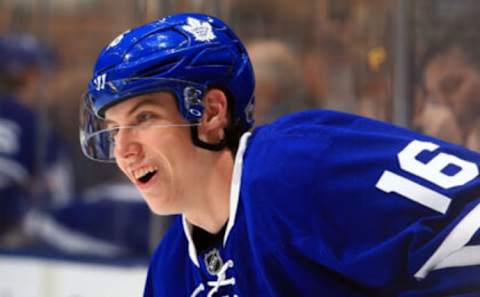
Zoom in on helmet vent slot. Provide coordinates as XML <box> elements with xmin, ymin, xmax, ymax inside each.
<box><xmin>134</xmin><ymin>60</ymin><xmax>179</xmax><ymax>77</ymax></box>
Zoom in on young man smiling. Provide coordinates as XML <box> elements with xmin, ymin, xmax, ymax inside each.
<box><xmin>104</xmin><ymin>91</ymin><xmax>233</xmax><ymax>233</ymax></box>
<box><xmin>81</xmin><ymin>13</ymin><xmax>480</xmax><ymax>297</ymax></box>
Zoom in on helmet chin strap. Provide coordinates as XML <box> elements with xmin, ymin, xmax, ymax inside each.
<box><xmin>190</xmin><ymin>125</ymin><xmax>227</xmax><ymax>151</ymax></box>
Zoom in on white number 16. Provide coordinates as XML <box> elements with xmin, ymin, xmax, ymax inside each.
<box><xmin>376</xmin><ymin>140</ymin><xmax>480</xmax><ymax>279</ymax></box>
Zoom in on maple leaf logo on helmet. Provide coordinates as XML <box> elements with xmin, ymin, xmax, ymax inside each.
<box><xmin>182</xmin><ymin>17</ymin><xmax>216</xmax><ymax>42</ymax></box>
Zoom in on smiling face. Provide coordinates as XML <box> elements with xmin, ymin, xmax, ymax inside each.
<box><xmin>104</xmin><ymin>92</ymin><xmax>199</xmax><ymax>215</ymax></box>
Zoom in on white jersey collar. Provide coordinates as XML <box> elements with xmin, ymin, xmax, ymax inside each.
<box><xmin>182</xmin><ymin>132</ymin><xmax>252</xmax><ymax>267</ymax></box>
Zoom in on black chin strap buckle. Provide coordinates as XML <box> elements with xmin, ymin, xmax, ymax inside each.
<box><xmin>190</xmin><ymin>125</ymin><xmax>227</xmax><ymax>151</ymax></box>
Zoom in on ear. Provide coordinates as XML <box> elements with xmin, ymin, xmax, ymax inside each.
<box><xmin>197</xmin><ymin>89</ymin><xmax>230</xmax><ymax>144</ymax></box>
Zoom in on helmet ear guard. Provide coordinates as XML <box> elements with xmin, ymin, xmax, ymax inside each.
<box><xmin>183</xmin><ymin>86</ymin><xmax>205</xmax><ymax>119</ymax></box>
<box><xmin>182</xmin><ymin>85</ymin><xmax>229</xmax><ymax>151</ymax></box>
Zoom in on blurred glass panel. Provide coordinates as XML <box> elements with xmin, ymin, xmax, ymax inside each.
<box><xmin>230</xmin><ymin>0</ymin><xmax>395</xmax><ymax>123</ymax></box>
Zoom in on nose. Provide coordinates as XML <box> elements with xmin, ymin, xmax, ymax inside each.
<box><xmin>113</xmin><ymin>127</ymin><xmax>142</xmax><ymax>160</ymax></box>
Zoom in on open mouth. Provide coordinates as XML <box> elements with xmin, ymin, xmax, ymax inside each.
<box><xmin>138</xmin><ymin>170</ymin><xmax>157</xmax><ymax>184</ymax></box>
<box><xmin>133</xmin><ymin>166</ymin><xmax>158</xmax><ymax>185</ymax></box>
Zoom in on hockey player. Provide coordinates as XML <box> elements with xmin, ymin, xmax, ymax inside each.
<box><xmin>0</xmin><ymin>34</ymin><xmax>73</xmax><ymax>244</ymax></box>
<box><xmin>81</xmin><ymin>13</ymin><xmax>480</xmax><ymax>296</ymax></box>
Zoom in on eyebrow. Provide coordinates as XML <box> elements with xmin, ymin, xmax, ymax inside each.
<box><xmin>104</xmin><ymin>118</ymin><xmax>117</xmax><ymax>129</ymax></box>
<box><xmin>126</xmin><ymin>97</ymin><xmax>163</xmax><ymax>117</ymax></box>
<box><xmin>105</xmin><ymin>97</ymin><xmax>163</xmax><ymax>128</ymax></box>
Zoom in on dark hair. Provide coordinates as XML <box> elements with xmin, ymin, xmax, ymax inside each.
<box><xmin>224</xmin><ymin>92</ymin><xmax>245</xmax><ymax>155</ymax></box>
<box><xmin>214</xmin><ymin>86</ymin><xmax>247</xmax><ymax>155</ymax></box>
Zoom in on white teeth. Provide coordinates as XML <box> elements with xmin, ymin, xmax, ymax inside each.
<box><xmin>133</xmin><ymin>166</ymin><xmax>158</xmax><ymax>180</ymax></box>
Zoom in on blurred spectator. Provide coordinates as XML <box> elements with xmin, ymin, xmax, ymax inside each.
<box><xmin>247</xmin><ymin>39</ymin><xmax>313</xmax><ymax>125</ymax></box>
<box><xmin>417</xmin><ymin>33</ymin><xmax>480</xmax><ymax>150</ymax></box>
<box><xmin>466</xmin><ymin>125</ymin><xmax>480</xmax><ymax>150</ymax></box>
<box><xmin>0</xmin><ymin>33</ymin><xmax>74</xmax><ymax>246</ymax></box>
<box><xmin>414</xmin><ymin>99</ymin><xmax>462</xmax><ymax>145</ymax></box>
<box><xmin>303</xmin><ymin>38</ymin><xmax>358</xmax><ymax>113</ymax></box>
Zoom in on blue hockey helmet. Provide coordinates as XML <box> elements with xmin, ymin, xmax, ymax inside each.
<box><xmin>81</xmin><ymin>13</ymin><xmax>255</xmax><ymax>161</ymax></box>
<box><xmin>85</xmin><ymin>12</ymin><xmax>254</xmax><ymax>128</ymax></box>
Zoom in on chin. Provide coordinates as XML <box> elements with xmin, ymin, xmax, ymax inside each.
<box><xmin>144</xmin><ymin>194</ymin><xmax>179</xmax><ymax>215</ymax></box>
<box><xmin>150</xmin><ymin>208</ymin><xmax>178</xmax><ymax>216</ymax></box>
<box><xmin>149</xmin><ymin>205</ymin><xmax>180</xmax><ymax>216</ymax></box>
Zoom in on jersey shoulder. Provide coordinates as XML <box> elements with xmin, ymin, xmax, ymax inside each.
<box><xmin>239</xmin><ymin>109</ymin><xmax>480</xmax><ymax>290</ymax></box>
<box><xmin>245</xmin><ymin>109</ymin><xmax>479</xmax><ymax>188</ymax></box>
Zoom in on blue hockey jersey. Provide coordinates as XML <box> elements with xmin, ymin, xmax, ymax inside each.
<box><xmin>144</xmin><ymin>110</ymin><xmax>480</xmax><ymax>296</ymax></box>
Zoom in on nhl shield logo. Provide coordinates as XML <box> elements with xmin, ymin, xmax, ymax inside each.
<box><xmin>204</xmin><ymin>248</ymin><xmax>223</xmax><ymax>275</ymax></box>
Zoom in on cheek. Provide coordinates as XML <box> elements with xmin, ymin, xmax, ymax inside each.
<box><xmin>464</xmin><ymin>79</ymin><xmax>480</xmax><ymax>99</ymax></box>
<box><xmin>156</xmin><ymin>135</ymin><xmax>196</xmax><ymax>185</ymax></box>
<box><xmin>146</xmin><ymin>126</ymin><xmax>195</xmax><ymax>172</ymax></box>
<box><xmin>452</xmin><ymin>81</ymin><xmax>480</xmax><ymax>110</ymax></box>
<box><xmin>151</xmin><ymin>128</ymin><xmax>193</xmax><ymax>155</ymax></box>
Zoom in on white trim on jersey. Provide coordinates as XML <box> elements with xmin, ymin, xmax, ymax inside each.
<box><xmin>182</xmin><ymin>215</ymin><xmax>200</xmax><ymax>267</ymax></box>
<box><xmin>224</xmin><ymin>132</ymin><xmax>251</xmax><ymax>245</ymax></box>
<box><xmin>415</xmin><ymin>202</ymin><xmax>480</xmax><ymax>279</ymax></box>
<box><xmin>182</xmin><ymin>132</ymin><xmax>252</xmax><ymax>267</ymax></box>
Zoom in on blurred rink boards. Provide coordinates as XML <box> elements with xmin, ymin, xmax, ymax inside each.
<box><xmin>0</xmin><ymin>255</ymin><xmax>147</xmax><ymax>297</ymax></box>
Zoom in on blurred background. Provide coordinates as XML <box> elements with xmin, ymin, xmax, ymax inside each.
<box><xmin>1</xmin><ymin>0</ymin><xmax>479</xmax><ymax>296</ymax></box>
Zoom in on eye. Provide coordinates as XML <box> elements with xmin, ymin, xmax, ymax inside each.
<box><xmin>135</xmin><ymin>111</ymin><xmax>156</xmax><ymax>124</ymax></box>
<box><xmin>439</xmin><ymin>75</ymin><xmax>463</xmax><ymax>96</ymax></box>
<box><xmin>108</xmin><ymin>127</ymin><xmax>119</xmax><ymax>143</ymax></box>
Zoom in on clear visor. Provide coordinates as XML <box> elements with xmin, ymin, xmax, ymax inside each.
<box><xmin>80</xmin><ymin>78</ymin><xmax>202</xmax><ymax>162</ymax></box>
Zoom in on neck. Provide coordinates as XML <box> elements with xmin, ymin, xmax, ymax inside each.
<box><xmin>184</xmin><ymin>149</ymin><xmax>234</xmax><ymax>234</ymax></box>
